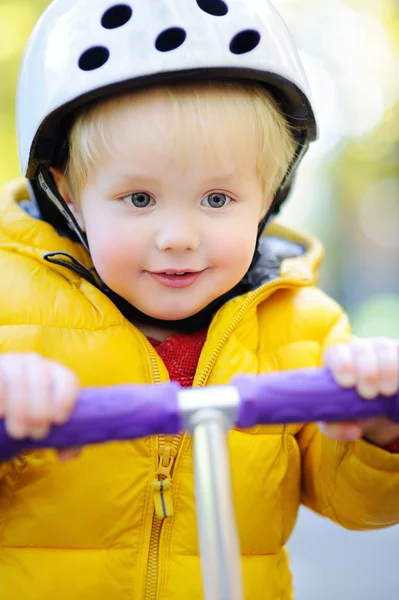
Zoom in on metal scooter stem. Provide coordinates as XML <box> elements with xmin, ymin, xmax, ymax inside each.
<box><xmin>179</xmin><ymin>387</ymin><xmax>243</xmax><ymax>600</ymax></box>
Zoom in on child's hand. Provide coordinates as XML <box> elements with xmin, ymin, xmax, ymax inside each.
<box><xmin>0</xmin><ymin>353</ymin><xmax>81</xmax><ymax>461</ymax></box>
<box><xmin>321</xmin><ymin>338</ymin><xmax>399</xmax><ymax>447</ymax></box>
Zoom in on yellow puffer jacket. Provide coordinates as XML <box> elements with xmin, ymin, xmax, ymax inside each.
<box><xmin>1</xmin><ymin>180</ymin><xmax>399</xmax><ymax>600</ymax></box>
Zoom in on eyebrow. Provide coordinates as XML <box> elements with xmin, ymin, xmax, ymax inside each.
<box><xmin>101</xmin><ymin>169</ymin><xmax>244</xmax><ymax>186</ymax></box>
<box><xmin>98</xmin><ymin>171</ymin><xmax>159</xmax><ymax>189</ymax></box>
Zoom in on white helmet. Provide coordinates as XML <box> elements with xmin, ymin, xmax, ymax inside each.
<box><xmin>17</xmin><ymin>0</ymin><xmax>317</xmax><ymax>241</ymax></box>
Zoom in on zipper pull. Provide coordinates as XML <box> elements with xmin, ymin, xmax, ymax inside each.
<box><xmin>151</xmin><ymin>445</ymin><xmax>177</xmax><ymax>519</ymax></box>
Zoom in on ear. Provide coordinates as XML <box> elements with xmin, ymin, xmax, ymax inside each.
<box><xmin>50</xmin><ymin>167</ymin><xmax>86</xmax><ymax>231</ymax></box>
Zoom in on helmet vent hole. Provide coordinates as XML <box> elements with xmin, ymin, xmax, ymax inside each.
<box><xmin>79</xmin><ymin>46</ymin><xmax>110</xmax><ymax>71</ymax></box>
<box><xmin>196</xmin><ymin>0</ymin><xmax>228</xmax><ymax>17</ymax></box>
<box><xmin>101</xmin><ymin>4</ymin><xmax>133</xmax><ymax>29</ymax></box>
<box><xmin>155</xmin><ymin>27</ymin><xmax>187</xmax><ymax>52</ymax></box>
<box><xmin>230</xmin><ymin>30</ymin><xmax>261</xmax><ymax>54</ymax></box>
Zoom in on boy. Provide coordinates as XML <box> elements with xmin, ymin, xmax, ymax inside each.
<box><xmin>0</xmin><ymin>1</ymin><xmax>398</xmax><ymax>598</ymax></box>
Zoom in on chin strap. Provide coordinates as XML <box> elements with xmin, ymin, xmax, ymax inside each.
<box><xmin>248</xmin><ymin>134</ymin><xmax>309</xmax><ymax>272</ymax></box>
<box><xmin>265</xmin><ymin>133</ymin><xmax>309</xmax><ymax>221</ymax></box>
<box><xmin>36</xmin><ymin>169</ymin><xmax>90</xmax><ymax>252</ymax></box>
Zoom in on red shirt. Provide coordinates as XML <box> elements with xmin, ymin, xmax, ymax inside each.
<box><xmin>148</xmin><ymin>331</ymin><xmax>399</xmax><ymax>452</ymax></box>
<box><xmin>148</xmin><ymin>329</ymin><xmax>207</xmax><ymax>388</ymax></box>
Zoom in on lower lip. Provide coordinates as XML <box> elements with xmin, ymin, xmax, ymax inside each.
<box><xmin>148</xmin><ymin>271</ymin><xmax>205</xmax><ymax>288</ymax></box>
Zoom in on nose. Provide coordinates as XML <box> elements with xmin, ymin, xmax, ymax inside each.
<box><xmin>155</xmin><ymin>212</ymin><xmax>200</xmax><ymax>252</ymax></box>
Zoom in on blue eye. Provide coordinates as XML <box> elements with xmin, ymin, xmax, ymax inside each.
<box><xmin>203</xmin><ymin>192</ymin><xmax>230</xmax><ymax>208</ymax></box>
<box><xmin>124</xmin><ymin>192</ymin><xmax>153</xmax><ymax>208</ymax></box>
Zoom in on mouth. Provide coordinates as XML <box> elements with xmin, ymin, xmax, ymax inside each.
<box><xmin>146</xmin><ymin>269</ymin><xmax>206</xmax><ymax>288</ymax></box>
<box><xmin>151</xmin><ymin>269</ymin><xmax>202</xmax><ymax>276</ymax></box>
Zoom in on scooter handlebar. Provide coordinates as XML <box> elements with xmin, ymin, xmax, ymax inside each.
<box><xmin>0</xmin><ymin>368</ymin><xmax>398</xmax><ymax>461</ymax></box>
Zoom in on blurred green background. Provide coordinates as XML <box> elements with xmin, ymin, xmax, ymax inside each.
<box><xmin>0</xmin><ymin>0</ymin><xmax>398</xmax><ymax>335</ymax></box>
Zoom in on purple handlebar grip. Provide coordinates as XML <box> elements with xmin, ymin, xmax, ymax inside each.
<box><xmin>0</xmin><ymin>383</ymin><xmax>182</xmax><ymax>462</ymax></box>
<box><xmin>1</xmin><ymin>369</ymin><xmax>399</xmax><ymax>462</ymax></box>
<box><xmin>234</xmin><ymin>368</ymin><xmax>399</xmax><ymax>428</ymax></box>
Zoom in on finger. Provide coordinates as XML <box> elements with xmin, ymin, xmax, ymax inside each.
<box><xmin>2</xmin><ymin>357</ymin><xmax>29</xmax><ymax>439</ymax></box>
<box><xmin>57</xmin><ymin>447</ymin><xmax>82</xmax><ymax>462</ymax></box>
<box><xmin>0</xmin><ymin>356</ymin><xmax>17</xmax><ymax>417</ymax></box>
<box><xmin>319</xmin><ymin>421</ymin><xmax>362</xmax><ymax>441</ymax></box>
<box><xmin>352</xmin><ymin>339</ymin><xmax>379</xmax><ymax>399</ymax></box>
<box><xmin>373</xmin><ymin>338</ymin><xmax>399</xmax><ymax>397</ymax></box>
<box><xmin>323</xmin><ymin>343</ymin><xmax>357</xmax><ymax>388</ymax></box>
<box><xmin>50</xmin><ymin>363</ymin><xmax>80</xmax><ymax>424</ymax></box>
<box><xmin>25</xmin><ymin>356</ymin><xmax>54</xmax><ymax>440</ymax></box>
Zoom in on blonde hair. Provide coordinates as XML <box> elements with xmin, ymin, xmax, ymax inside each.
<box><xmin>65</xmin><ymin>81</ymin><xmax>297</xmax><ymax>203</ymax></box>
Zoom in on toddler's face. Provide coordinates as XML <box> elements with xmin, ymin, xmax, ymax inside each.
<box><xmin>64</xmin><ymin>96</ymin><xmax>269</xmax><ymax>321</ymax></box>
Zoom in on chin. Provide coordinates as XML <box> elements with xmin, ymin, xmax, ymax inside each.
<box><xmin>144</xmin><ymin>304</ymin><xmax>203</xmax><ymax>322</ymax></box>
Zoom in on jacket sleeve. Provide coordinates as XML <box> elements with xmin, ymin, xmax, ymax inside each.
<box><xmin>297</xmin><ymin>307</ymin><xmax>399</xmax><ymax>530</ymax></box>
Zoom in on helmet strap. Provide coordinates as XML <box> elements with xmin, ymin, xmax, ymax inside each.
<box><xmin>245</xmin><ymin>133</ymin><xmax>309</xmax><ymax>271</ymax></box>
<box><xmin>36</xmin><ymin>169</ymin><xmax>90</xmax><ymax>252</ymax></box>
<box><xmin>266</xmin><ymin>133</ymin><xmax>309</xmax><ymax>221</ymax></box>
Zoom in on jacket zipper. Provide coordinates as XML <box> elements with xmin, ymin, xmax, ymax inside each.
<box><xmin>144</xmin><ymin>337</ymin><xmax>185</xmax><ymax>600</ymax></box>
<box><xmin>143</xmin><ymin>275</ymin><xmax>306</xmax><ymax>599</ymax></box>
<box><xmin>145</xmin><ymin>430</ymin><xmax>183</xmax><ymax>600</ymax></box>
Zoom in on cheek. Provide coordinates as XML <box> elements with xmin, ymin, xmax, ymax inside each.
<box><xmin>226</xmin><ymin>233</ymin><xmax>256</xmax><ymax>266</ymax></box>
<box><xmin>84</xmin><ymin>211</ymin><xmax>143</xmax><ymax>277</ymax></box>
<box><xmin>213</xmin><ymin>218</ymin><xmax>259</xmax><ymax>275</ymax></box>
